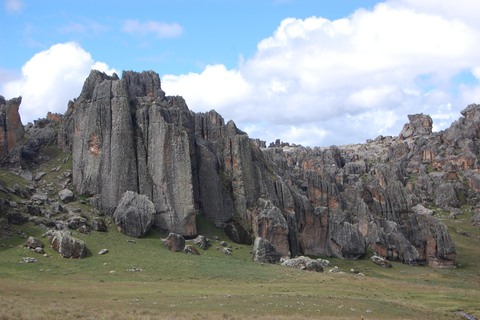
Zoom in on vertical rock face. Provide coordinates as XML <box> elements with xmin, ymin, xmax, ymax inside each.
<box><xmin>72</xmin><ymin>70</ymin><xmax>197</xmax><ymax>236</ymax></box>
<box><xmin>0</xmin><ymin>96</ymin><xmax>24</xmax><ymax>166</ymax></box>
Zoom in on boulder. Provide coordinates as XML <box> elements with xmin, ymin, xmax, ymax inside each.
<box><xmin>412</xmin><ymin>204</ymin><xmax>434</xmax><ymax>216</ymax></box>
<box><xmin>449</xmin><ymin>208</ymin><xmax>463</xmax><ymax>219</ymax></box>
<box><xmin>49</xmin><ymin>230</ymin><xmax>87</xmax><ymax>259</ymax></box>
<box><xmin>91</xmin><ymin>218</ymin><xmax>108</xmax><ymax>232</ymax></box>
<box><xmin>370</xmin><ymin>255</ymin><xmax>392</xmax><ymax>268</ymax></box>
<box><xmin>435</xmin><ymin>183</ymin><xmax>459</xmax><ymax>209</ymax></box>
<box><xmin>225</xmin><ymin>219</ymin><xmax>253</xmax><ymax>245</ymax></box>
<box><xmin>472</xmin><ymin>209</ymin><xmax>480</xmax><ymax>226</ymax></box>
<box><xmin>98</xmin><ymin>249</ymin><xmax>109</xmax><ymax>255</ymax></box>
<box><xmin>281</xmin><ymin>256</ymin><xmax>324</xmax><ymax>272</ymax></box>
<box><xmin>67</xmin><ymin>216</ymin><xmax>87</xmax><ymax>230</ymax></box>
<box><xmin>164</xmin><ymin>233</ymin><xmax>185</xmax><ymax>252</ymax></box>
<box><xmin>113</xmin><ymin>191</ymin><xmax>155</xmax><ymax>238</ymax></box>
<box><xmin>58</xmin><ymin>189</ymin><xmax>75</xmax><ymax>203</ymax></box>
<box><xmin>25</xmin><ymin>236</ymin><xmax>44</xmax><ymax>249</ymax></box>
<box><xmin>252</xmin><ymin>237</ymin><xmax>281</xmax><ymax>264</ymax></box>
<box><xmin>6</xmin><ymin>212</ymin><xmax>27</xmax><ymax>225</ymax></box>
<box><xmin>184</xmin><ymin>245</ymin><xmax>200</xmax><ymax>255</ymax></box>
<box><xmin>193</xmin><ymin>235</ymin><xmax>210</xmax><ymax>250</ymax></box>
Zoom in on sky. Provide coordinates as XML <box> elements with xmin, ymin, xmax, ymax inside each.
<box><xmin>1</xmin><ymin>0</ymin><xmax>480</xmax><ymax>147</ymax></box>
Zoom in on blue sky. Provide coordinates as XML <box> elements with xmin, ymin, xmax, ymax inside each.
<box><xmin>2</xmin><ymin>0</ymin><xmax>480</xmax><ymax>147</ymax></box>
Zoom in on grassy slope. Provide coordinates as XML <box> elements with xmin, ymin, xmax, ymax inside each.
<box><xmin>0</xmin><ymin>150</ymin><xmax>479</xmax><ymax>319</ymax></box>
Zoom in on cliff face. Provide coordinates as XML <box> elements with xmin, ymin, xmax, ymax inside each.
<box><xmin>0</xmin><ymin>96</ymin><xmax>24</xmax><ymax>166</ymax></box>
<box><xmin>59</xmin><ymin>70</ymin><xmax>461</xmax><ymax>267</ymax></box>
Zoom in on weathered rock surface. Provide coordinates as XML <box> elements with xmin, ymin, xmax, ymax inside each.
<box><xmin>164</xmin><ymin>233</ymin><xmax>186</xmax><ymax>252</ymax></box>
<box><xmin>0</xmin><ymin>96</ymin><xmax>24</xmax><ymax>167</ymax></box>
<box><xmin>25</xmin><ymin>236</ymin><xmax>44</xmax><ymax>249</ymax></box>
<box><xmin>48</xmin><ymin>230</ymin><xmax>87</xmax><ymax>259</ymax></box>
<box><xmin>281</xmin><ymin>256</ymin><xmax>324</xmax><ymax>272</ymax></box>
<box><xmin>184</xmin><ymin>245</ymin><xmax>200</xmax><ymax>255</ymax></box>
<box><xmin>252</xmin><ymin>237</ymin><xmax>281</xmax><ymax>264</ymax></box>
<box><xmin>193</xmin><ymin>235</ymin><xmax>210</xmax><ymax>250</ymax></box>
<box><xmin>58</xmin><ymin>189</ymin><xmax>74</xmax><ymax>203</ymax></box>
<box><xmin>113</xmin><ymin>191</ymin><xmax>155</xmax><ymax>238</ymax></box>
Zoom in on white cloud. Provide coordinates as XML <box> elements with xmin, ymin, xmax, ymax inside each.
<box><xmin>122</xmin><ymin>19</ymin><xmax>183</xmax><ymax>39</ymax></box>
<box><xmin>1</xmin><ymin>42</ymin><xmax>116</xmax><ymax>123</ymax></box>
<box><xmin>163</xmin><ymin>0</ymin><xmax>480</xmax><ymax>147</ymax></box>
<box><xmin>5</xmin><ymin>0</ymin><xmax>24</xmax><ymax>13</ymax></box>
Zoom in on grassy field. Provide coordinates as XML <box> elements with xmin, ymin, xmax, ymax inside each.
<box><xmin>0</xmin><ymin>211</ymin><xmax>479</xmax><ymax>320</ymax></box>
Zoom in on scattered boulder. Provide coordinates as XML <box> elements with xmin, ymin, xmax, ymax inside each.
<box><xmin>252</xmin><ymin>237</ymin><xmax>281</xmax><ymax>264</ymax></box>
<box><xmin>370</xmin><ymin>255</ymin><xmax>392</xmax><ymax>268</ymax></box>
<box><xmin>98</xmin><ymin>249</ymin><xmax>109</xmax><ymax>255</ymax></box>
<box><xmin>472</xmin><ymin>209</ymin><xmax>480</xmax><ymax>226</ymax></box>
<box><xmin>113</xmin><ymin>191</ymin><xmax>155</xmax><ymax>238</ymax></box>
<box><xmin>77</xmin><ymin>225</ymin><xmax>90</xmax><ymax>234</ymax></box>
<box><xmin>21</xmin><ymin>257</ymin><xmax>37</xmax><ymax>263</ymax></box>
<box><xmin>281</xmin><ymin>256</ymin><xmax>324</xmax><ymax>272</ymax></box>
<box><xmin>184</xmin><ymin>245</ymin><xmax>200</xmax><ymax>255</ymax></box>
<box><xmin>34</xmin><ymin>247</ymin><xmax>45</xmax><ymax>254</ymax></box>
<box><xmin>49</xmin><ymin>230</ymin><xmax>87</xmax><ymax>259</ymax></box>
<box><xmin>91</xmin><ymin>219</ymin><xmax>107</xmax><ymax>232</ymax></box>
<box><xmin>25</xmin><ymin>236</ymin><xmax>44</xmax><ymax>249</ymax></box>
<box><xmin>412</xmin><ymin>204</ymin><xmax>434</xmax><ymax>217</ymax></box>
<box><xmin>67</xmin><ymin>216</ymin><xmax>87</xmax><ymax>230</ymax></box>
<box><xmin>193</xmin><ymin>235</ymin><xmax>210</xmax><ymax>250</ymax></box>
<box><xmin>221</xmin><ymin>248</ymin><xmax>232</xmax><ymax>255</ymax></box>
<box><xmin>34</xmin><ymin>172</ymin><xmax>47</xmax><ymax>181</ymax></box>
<box><xmin>6</xmin><ymin>212</ymin><xmax>27</xmax><ymax>225</ymax></box>
<box><xmin>164</xmin><ymin>233</ymin><xmax>186</xmax><ymax>252</ymax></box>
<box><xmin>449</xmin><ymin>208</ymin><xmax>463</xmax><ymax>219</ymax></box>
<box><xmin>58</xmin><ymin>189</ymin><xmax>75</xmax><ymax>203</ymax></box>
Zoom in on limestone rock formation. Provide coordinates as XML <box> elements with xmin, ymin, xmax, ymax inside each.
<box><xmin>113</xmin><ymin>191</ymin><xmax>155</xmax><ymax>238</ymax></box>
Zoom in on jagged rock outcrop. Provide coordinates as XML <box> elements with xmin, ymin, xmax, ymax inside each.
<box><xmin>113</xmin><ymin>191</ymin><xmax>155</xmax><ymax>238</ymax></box>
<box><xmin>0</xmin><ymin>96</ymin><xmax>24</xmax><ymax>167</ymax></box>
<box><xmin>399</xmin><ymin>114</ymin><xmax>433</xmax><ymax>140</ymax></box>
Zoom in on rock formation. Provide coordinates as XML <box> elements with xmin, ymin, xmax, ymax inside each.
<box><xmin>0</xmin><ymin>96</ymin><xmax>24</xmax><ymax>167</ymax></box>
<box><xmin>4</xmin><ymin>70</ymin><xmax>477</xmax><ymax>269</ymax></box>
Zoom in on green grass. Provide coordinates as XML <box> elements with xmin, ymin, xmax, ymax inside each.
<box><xmin>0</xmin><ymin>213</ymin><xmax>479</xmax><ymax>319</ymax></box>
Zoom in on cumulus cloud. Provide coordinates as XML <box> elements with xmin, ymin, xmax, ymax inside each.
<box><xmin>162</xmin><ymin>0</ymin><xmax>480</xmax><ymax>147</ymax></box>
<box><xmin>122</xmin><ymin>19</ymin><xmax>184</xmax><ymax>38</ymax></box>
<box><xmin>5</xmin><ymin>0</ymin><xmax>24</xmax><ymax>13</ymax></box>
<box><xmin>1</xmin><ymin>42</ymin><xmax>117</xmax><ymax>123</ymax></box>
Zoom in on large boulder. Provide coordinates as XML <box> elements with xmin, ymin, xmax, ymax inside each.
<box><xmin>252</xmin><ymin>237</ymin><xmax>281</xmax><ymax>264</ymax></box>
<box><xmin>49</xmin><ymin>230</ymin><xmax>87</xmax><ymax>259</ymax></box>
<box><xmin>281</xmin><ymin>256</ymin><xmax>324</xmax><ymax>272</ymax></box>
<box><xmin>193</xmin><ymin>235</ymin><xmax>210</xmax><ymax>250</ymax></box>
<box><xmin>67</xmin><ymin>216</ymin><xmax>87</xmax><ymax>230</ymax></box>
<box><xmin>25</xmin><ymin>236</ymin><xmax>44</xmax><ymax>249</ymax></box>
<box><xmin>164</xmin><ymin>233</ymin><xmax>186</xmax><ymax>252</ymax></box>
<box><xmin>113</xmin><ymin>191</ymin><xmax>155</xmax><ymax>238</ymax></box>
<box><xmin>58</xmin><ymin>189</ymin><xmax>75</xmax><ymax>203</ymax></box>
